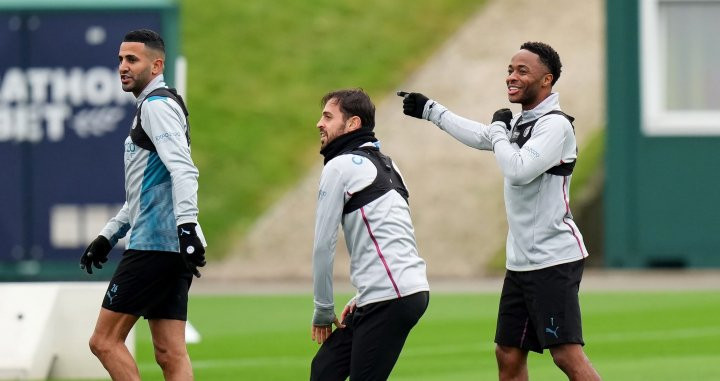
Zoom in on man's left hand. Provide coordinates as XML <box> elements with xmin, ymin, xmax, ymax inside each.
<box><xmin>178</xmin><ymin>223</ymin><xmax>206</xmax><ymax>278</ymax></box>
<box><xmin>492</xmin><ymin>108</ymin><xmax>513</xmax><ymax>130</ymax></box>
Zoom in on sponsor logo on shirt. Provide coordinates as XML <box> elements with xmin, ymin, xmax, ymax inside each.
<box><xmin>154</xmin><ymin>131</ymin><xmax>183</xmax><ymax>143</ymax></box>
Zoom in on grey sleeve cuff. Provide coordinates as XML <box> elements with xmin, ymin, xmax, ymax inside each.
<box><xmin>425</xmin><ymin>101</ymin><xmax>448</xmax><ymax>124</ymax></box>
<box><xmin>312</xmin><ymin>307</ymin><xmax>336</xmax><ymax>326</ymax></box>
<box><xmin>489</xmin><ymin>122</ymin><xmax>510</xmax><ymax>150</ymax></box>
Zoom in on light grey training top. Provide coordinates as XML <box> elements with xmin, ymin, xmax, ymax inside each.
<box><xmin>424</xmin><ymin>93</ymin><xmax>588</xmax><ymax>271</ymax></box>
<box><xmin>99</xmin><ymin>75</ymin><xmax>206</xmax><ymax>251</ymax></box>
<box><xmin>312</xmin><ymin>142</ymin><xmax>429</xmax><ymax>325</ymax></box>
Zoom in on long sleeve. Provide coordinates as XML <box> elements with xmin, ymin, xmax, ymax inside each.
<box><xmin>99</xmin><ymin>201</ymin><xmax>131</xmax><ymax>247</ymax></box>
<box><xmin>490</xmin><ymin>115</ymin><xmax>568</xmax><ymax>185</ymax></box>
<box><xmin>427</xmin><ymin>102</ymin><xmax>494</xmax><ymax>151</ymax></box>
<box><xmin>312</xmin><ymin>164</ymin><xmax>345</xmax><ymax>325</ymax></box>
<box><xmin>141</xmin><ymin>97</ymin><xmax>200</xmax><ymax>226</ymax></box>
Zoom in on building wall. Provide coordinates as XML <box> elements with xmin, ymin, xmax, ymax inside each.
<box><xmin>605</xmin><ymin>0</ymin><xmax>720</xmax><ymax>267</ymax></box>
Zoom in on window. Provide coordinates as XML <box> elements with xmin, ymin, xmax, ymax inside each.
<box><xmin>641</xmin><ymin>0</ymin><xmax>720</xmax><ymax>135</ymax></box>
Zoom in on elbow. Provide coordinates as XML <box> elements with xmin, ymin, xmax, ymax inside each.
<box><xmin>505</xmin><ymin>171</ymin><xmax>536</xmax><ymax>186</ymax></box>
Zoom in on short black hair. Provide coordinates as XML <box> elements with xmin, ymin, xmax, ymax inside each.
<box><xmin>520</xmin><ymin>41</ymin><xmax>561</xmax><ymax>85</ymax></box>
<box><xmin>123</xmin><ymin>29</ymin><xmax>165</xmax><ymax>55</ymax></box>
<box><xmin>321</xmin><ymin>88</ymin><xmax>375</xmax><ymax>130</ymax></box>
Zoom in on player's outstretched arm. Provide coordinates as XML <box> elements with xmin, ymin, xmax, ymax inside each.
<box><xmin>398</xmin><ymin>90</ymin><xmax>494</xmax><ymax>151</ymax></box>
<box><xmin>398</xmin><ymin>91</ymin><xmax>431</xmax><ymax>119</ymax></box>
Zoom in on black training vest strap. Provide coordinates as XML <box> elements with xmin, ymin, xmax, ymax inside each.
<box><xmin>342</xmin><ymin>146</ymin><xmax>409</xmax><ymax>215</ymax></box>
<box><xmin>130</xmin><ymin>87</ymin><xmax>190</xmax><ymax>152</ymax></box>
<box><xmin>509</xmin><ymin>110</ymin><xmax>576</xmax><ymax>176</ymax></box>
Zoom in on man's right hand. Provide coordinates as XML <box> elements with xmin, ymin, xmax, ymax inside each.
<box><xmin>311</xmin><ymin>317</ymin><xmax>343</xmax><ymax>344</ymax></box>
<box><xmin>79</xmin><ymin>235</ymin><xmax>112</xmax><ymax>274</ymax></box>
<box><xmin>400</xmin><ymin>92</ymin><xmax>430</xmax><ymax>119</ymax></box>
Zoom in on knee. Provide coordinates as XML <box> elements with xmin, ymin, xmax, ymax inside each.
<box><xmin>154</xmin><ymin>346</ymin><xmax>187</xmax><ymax>370</ymax></box>
<box><xmin>552</xmin><ymin>352</ymin><xmax>571</xmax><ymax>371</ymax></box>
<box><xmin>89</xmin><ymin>334</ymin><xmax>111</xmax><ymax>359</ymax></box>
<box><xmin>495</xmin><ymin>345</ymin><xmax>523</xmax><ymax>368</ymax></box>
<box><xmin>550</xmin><ymin>345</ymin><xmax>584</xmax><ymax>372</ymax></box>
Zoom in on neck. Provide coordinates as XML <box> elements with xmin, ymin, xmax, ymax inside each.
<box><xmin>522</xmin><ymin>92</ymin><xmax>551</xmax><ymax>110</ymax></box>
<box><xmin>320</xmin><ymin>128</ymin><xmax>377</xmax><ymax>165</ymax></box>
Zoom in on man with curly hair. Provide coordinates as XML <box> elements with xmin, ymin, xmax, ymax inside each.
<box><xmin>400</xmin><ymin>42</ymin><xmax>601</xmax><ymax>380</ymax></box>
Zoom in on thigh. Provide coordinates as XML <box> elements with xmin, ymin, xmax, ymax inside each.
<box><xmin>310</xmin><ymin>313</ymin><xmax>354</xmax><ymax>381</ymax></box>
<box><xmin>102</xmin><ymin>250</ymin><xmax>173</xmax><ymax>317</ymax></box>
<box><xmin>148</xmin><ymin>319</ymin><xmax>188</xmax><ymax>355</ymax></box>
<box><xmin>92</xmin><ymin>307</ymin><xmax>139</xmax><ymax>343</ymax></box>
<box><xmin>495</xmin><ymin>270</ymin><xmax>541</xmax><ymax>353</ymax></box>
<box><xmin>350</xmin><ymin>292</ymin><xmax>429</xmax><ymax>380</ymax></box>
<box><xmin>527</xmin><ymin>260</ymin><xmax>585</xmax><ymax>349</ymax></box>
<box><xmin>103</xmin><ymin>250</ymin><xmax>191</xmax><ymax>320</ymax></box>
<box><xmin>144</xmin><ymin>261</ymin><xmax>193</xmax><ymax>321</ymax></box>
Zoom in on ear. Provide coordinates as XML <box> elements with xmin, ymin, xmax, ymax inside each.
<box><xmin>346</xmin><ymin>115</ymin><xmax>361</xmax><ymax>131</ymax></box>
<box><xmin>542</xmin><ymin>73</ymin><xmax>553</xmax><ymax>88</ymax></box>
<box><xmin>151</xmin><ymin>57</ymin><xmax>165</xmax><ymax>76</ymax></box>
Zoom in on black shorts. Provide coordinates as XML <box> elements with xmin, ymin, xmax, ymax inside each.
<box><xmin>495</xmin><ymin>259</ymin><xmax>585</xmax><ymax>353</ymax></box>
<box><xmin>311</xmin><ymin>291</ymin><xmax>429</xmax><ymax>381</ymax></box>
<box><xmin>101</xmin><ymin>249</ymin><xmax>193</xmax><ymax>320</ymax></box>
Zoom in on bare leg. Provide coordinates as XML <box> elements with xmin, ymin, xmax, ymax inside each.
<box><xmin>549</xmin><ymin>344</ymin><xmax>602</xmax><ymax>381</ymax></box>
<box><xmin>89</xmin><ymin>308</ymin><xmax>140</xmax><ymax>381</ymax></box>
<box><xmin>496</xmin><ymin>345</ymin><xmax>529</xmax><ymax>381</ymax></box>
<box><xmin>149</xmin><ymin>319</ymin><xmax>193</xmax><ymax>380</ymax></box>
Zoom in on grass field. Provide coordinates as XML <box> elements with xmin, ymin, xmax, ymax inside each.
<box><xmin>182</xmin><ymin>0</ymin><xmax>485</xmax><ymax>256</ymax></box>
<box><xmin>58</xmin><ymin>290</ymin><xmax>720</xmax><ymax>380</ymax></box>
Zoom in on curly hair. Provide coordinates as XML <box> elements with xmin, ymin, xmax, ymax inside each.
<box><xmin>520</xmin><ymin>41</ymin><xmax>562</xmax><ymax>85</ymax></box>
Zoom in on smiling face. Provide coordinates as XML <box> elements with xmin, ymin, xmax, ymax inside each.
<box><xmin>316</xmin><ymin>98</ymin><xmax>360</xmax><ymax>150</ymax></box>
<box><xmin>506</xmin><ymin>49</ymin><xmax>553</xmax><ymax>110</ymax></box>
<box><xmin>118</xmin><ymin>42</ymin><xmax>163</xmax><ymax>97</ymax></box>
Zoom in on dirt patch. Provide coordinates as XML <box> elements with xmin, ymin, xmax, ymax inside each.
<box><xmin>205</xmin><ymin>0</ymin><xmax>605</xmax><ymax>281</ymax></box>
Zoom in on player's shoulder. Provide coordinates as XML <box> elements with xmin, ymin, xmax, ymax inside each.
<box><xmin>324</xmin><ymin>151</ymin><xmax>376</xmax><ymax>176</ymax></box>
<box><xmin>141</xmin><ymin>89</ymin><xmax>183</xmax><ymax>114</ymax></box>
<box><xmin>325</xmin><ymin>152</ymin><xmax>364</xmax><ymax>170</ymax></box>
<box><xmin>537</xmin><ymin>111</ymin><xmax>574</xmax><ymax>134</ymax></box>
<box><xmin>540</xmin><ymin>110</ymin><xmax>571</xmax><ymax>122</ymax></box>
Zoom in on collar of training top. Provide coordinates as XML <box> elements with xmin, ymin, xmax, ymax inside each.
<box><xmin>134</xmin><ymin>74</ymin><xmax>166</xmax><ymax>106</ymax></box>
<box><xmin>320</xmin><ymin>128</ymin><xmax>377</xmax><ymax>165</ymax></box>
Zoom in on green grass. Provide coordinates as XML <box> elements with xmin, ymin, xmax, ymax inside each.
<box><xmin>182</xmin><ymin>0</ymin><xmax>485</xmax><ymax>256</ymax></box>
<box><xmin>58</xmin><ymin>291</ymin><xmax>720</xmax><ymax>380</ymax></box>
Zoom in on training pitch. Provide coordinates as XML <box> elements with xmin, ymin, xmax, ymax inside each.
<box><xmin>59</xmin><ymin>291</ymin><xmax>720</xmax><ymax>380</ymax></box>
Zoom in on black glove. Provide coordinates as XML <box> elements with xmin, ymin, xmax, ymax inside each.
<box><xmin>79</xmin><ymin>235</ymin><xmax>112</xmax><ymax>275</ymax></box>
<box><xmin>178</xmin><ymin>223</ymin><xmax>206</xmax><ymax>278</ymax></box>
<box><xmin>400</xmin><ymin>92</ymin><xmax>430</xmax><ymax>119</ymax></box>
<box><xmin>492</xmin><ymin>108</ymin><xmax>513</xmax><ymax>131</ymax></box>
